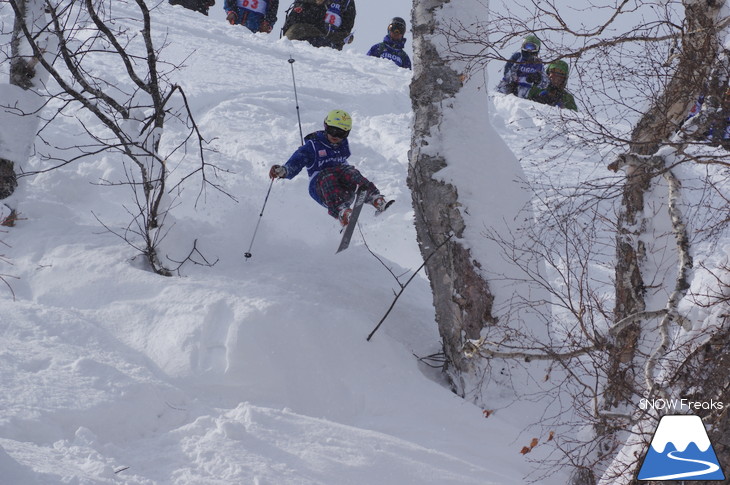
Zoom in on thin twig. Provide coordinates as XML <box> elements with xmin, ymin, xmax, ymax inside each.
<box><xmin>357</xmin><ymin>224</ymin><xmax>409</xmax><ymax>285</ymax></box>
<box><xmin>166</xmin><ymin>239</ymin><xmax>219</xmax><ymax>275</ymax></box>
<box><xmin>367</xmin><ymin>234</ymin><xmax>453</xmax><ymax>341</ymax></box>
<box><xmin>414</xmin><ymin>351</ymin><xmax>449</xmax><ymax>369</ymax></box>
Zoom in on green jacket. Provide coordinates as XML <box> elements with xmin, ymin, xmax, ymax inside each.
<box><xmin>527</xmin><ymin>84</ymin><xmax>577</xmax><ymax>111</ymax></box>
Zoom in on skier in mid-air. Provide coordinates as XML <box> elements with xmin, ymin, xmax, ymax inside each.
<box><xmin>269</xmin><ymin>109</ymin><xmax>392</xmax><ymax>227</ymax></box>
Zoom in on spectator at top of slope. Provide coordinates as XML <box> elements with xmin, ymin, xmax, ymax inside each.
<box><xmin>366</xmin><ymin>17</ymin><xmax>412</xmax><ymax>70</ymax></box>
<box><xmin>224</xmin><ymin>0</ymin><xmax>279</xmax><ymax>33</ymax></box>
<box><xmin>527</xmin><ymin>60</ymin><xmax>578</xmax><ymax>111</ymax></box>
<box><xmin>168</xmin><ymin>0</ymin><xmax>215</xmax><ymax>17</ymax></box>
<box><xmin>322</xmin><ymin>0</ymin><xmax>356</xmax><ymax>50</ymax></box>
<box><xmin>682</xmin><ymin>86</ymin><xmax>730</xmax><ymax>146</ymax></box>
<box><xmin>282</xmin><ymin>0</ymin><xmax>330</xmax><ymax>48</ymax></box>
<box><xmin>497</xmin><ymin>34</ymin><xmax>545</xmax><ymax>99</ymax></box>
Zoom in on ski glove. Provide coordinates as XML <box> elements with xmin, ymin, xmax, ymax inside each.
<box><xmin>526</xmin><ymin>72</ymin><xmax>541</xmax><ymax>85</ymax></box>
<box><xmin>226</xmin><ymin>11</ymin><xmax>237</xmax><ymax>24</ymax></box>
<box><xmin>259</xmin><ymin>20</ymin><xmax>272</xmax><ymax>33</ymax></box>
<box><xmin>269</xmin><ymin>165</ymin><xmax>287</xmax><ymax>179</ymax></box>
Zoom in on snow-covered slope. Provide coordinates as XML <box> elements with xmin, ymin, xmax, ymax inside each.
<box><xmin>0</xmin><ymin>2</ymin><xmax>567</xmax><ymax>484</ymax></box>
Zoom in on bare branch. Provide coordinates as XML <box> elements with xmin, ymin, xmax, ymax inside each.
<box><xmin>367</xmin><ymin>234</ymin><xmax>453</xmax><ymax>341</ymax></box>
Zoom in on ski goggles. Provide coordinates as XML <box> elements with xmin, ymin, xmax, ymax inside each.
<box><xmin>325</xmin><ymin>125</ymin><xmax>350</xmax><ymax>139</ymax></box>
<box><xmin>389</xmin><ymin>23</ymin><xmax>406</xmax><ymax>35</ymax></box>
<box><xmin>522</xmin><ymin>42</ymin><xmax>538</xmax><ymax>52</ymax></box>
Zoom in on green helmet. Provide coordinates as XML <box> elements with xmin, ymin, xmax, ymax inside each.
<box><xmin>547</xmin><ymin>60</ymin><xmax>569</xmax><ymax>77</ymax></box>
<box><xmin>324</xmin><ymin>109</ymin><xmax>352</xmax><ymax>132</ymax></box>
<box><xmin>521</xmin><ymin>34</ymin><xmax>541</xmax><ymax>54</ymax></box>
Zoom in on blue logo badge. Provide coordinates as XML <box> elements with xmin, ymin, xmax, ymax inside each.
<box><xmin>638</xmin><ymin>415</ymin><xmax>725</xmax><ymax>481</ymax></box>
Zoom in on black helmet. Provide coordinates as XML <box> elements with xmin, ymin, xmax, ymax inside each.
<box><xmin>388</xmin><ymin>17</ymin><xmax>407</xmax><ymax>35</ymax></box>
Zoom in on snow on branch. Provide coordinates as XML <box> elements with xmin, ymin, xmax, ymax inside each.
<box><xmin>643</xmin><ymin>167</ymin><xmax>695</xmax><ymax>394</ymax></box>
<box><xmin>463</xmin><ymin>336</ymin><xmax>597</xmax><ymax>362</ymax></box>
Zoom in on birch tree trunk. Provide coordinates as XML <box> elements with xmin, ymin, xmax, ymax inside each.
<box><xmin>609</xmin><ymin>0</ymin><xmax>724</xmax><ymax>411</ymax></box>
<box><xmin>409</xmin><ymin>0</ymin><xmax>497</xmax><ymax>394</ymax></box>
<box><xmin>1</xmin><ymin>0</ymin><xmax>46</xmax><ymax>199</ymax></box>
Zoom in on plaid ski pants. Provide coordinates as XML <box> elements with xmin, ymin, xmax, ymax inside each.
<box><xmin>315</xmin><ymin>165</ymin><xmax>379</xmax><ymax>218</ymax></box>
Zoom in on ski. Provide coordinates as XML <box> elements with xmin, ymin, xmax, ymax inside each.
<box><xmin>336</xmin><ymin>187</ymin><xmax>368</xmax><ymax>253</ymax></box>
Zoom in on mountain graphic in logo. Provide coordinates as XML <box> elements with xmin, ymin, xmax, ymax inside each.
<box><xmin>638</xmin><ymin>415</ymin><xmax>725</xmax><ymax>481</ymax></box>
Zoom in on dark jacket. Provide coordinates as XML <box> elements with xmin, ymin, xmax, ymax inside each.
<box><xmin>367</xmin><ymin>35</ymin><xmax>411</xmax><ymax>69</ymax></box>
<box><xmin>169</xmin><ymin>0</ymin><xmax>214</xmax><ymax>16</ymax></box>
<box><xmin>323</xmin><ymin>0</ymin><xmax>356</xmax><ymax>50</ymax></box>
<box><xmin>283</xmin><ymin>0</ymin><xmax>328</xmax><ymax>42</ymax></box>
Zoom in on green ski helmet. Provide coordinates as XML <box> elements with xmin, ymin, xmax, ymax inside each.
<box><xmin>547</xmin><ymin>59</ymin><xmax>569</xmax><ymax>77</ymax></box>
<box><xmin>521</xmin><ymin>34</ymin><xmax>541</xmax><ymax>54</ymax></box>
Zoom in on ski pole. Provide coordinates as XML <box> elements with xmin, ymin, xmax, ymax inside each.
<box><xmin>288</xmin><ymin>57</ymin><xmax>304</xmax><ymax>145</ymax></box>
<box><xmin>244</xmin><ymin>177</ymin><xmax>275</xmax><ymax>260</ymax></box>
<box><xmin>343</xmin><ymin>29</ymin><xmax>355</xmax><ymax>45</ymax></box>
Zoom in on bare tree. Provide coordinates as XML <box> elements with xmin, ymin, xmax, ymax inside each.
<box><xmin>5</xmin><ymin>0</ymin><xmax>224</xmax><ymax>275</ymax></box>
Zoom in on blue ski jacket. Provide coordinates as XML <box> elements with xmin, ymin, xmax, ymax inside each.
<box><xmin>684</xmin><ymin>95</ymin><xmax>730</xmax><ymax>142</ymax></box>
<box><xmin>224</xmin><ymin>0</ymin><xmax>278</xmax><ymax>32</ymax></box>
<box><xmin>283</xmin><ymin>130</ymin><xmax>351</xmax><ymax>205</ymax></box>
<box><xmin>497</xmin><ymin>51</ymin><xmax>544</xmax><ymax>98</ymax></box>
<box><xmin>367</xmin><ymin>35</ymin><xmax>411</xmax><ymax>69</ymax></box>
